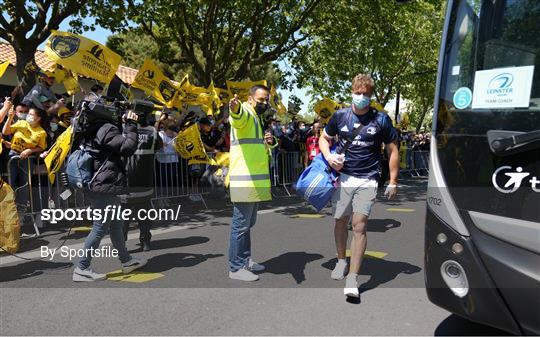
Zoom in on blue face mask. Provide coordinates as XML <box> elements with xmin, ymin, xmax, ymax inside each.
<box><xmin>352</xmin><ymin>93</ymin><xmax>371</xmax><ymax>110</ymax></box>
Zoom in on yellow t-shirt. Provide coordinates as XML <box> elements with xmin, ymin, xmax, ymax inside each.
<box><xmin>10</xmin><ymin>120</ymin><xmax>47</xmax><ymax>154</ymax></box>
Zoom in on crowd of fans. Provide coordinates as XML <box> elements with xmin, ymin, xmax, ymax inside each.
<box><xmin>0</xmin><ymin>72</ymin><xmax>431</xmax><ymax>229</ymax></box>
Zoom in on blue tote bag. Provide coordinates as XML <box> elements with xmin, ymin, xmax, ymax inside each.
<box><xmin>295</xmin><ymin>122</ymin><xmax>364</xmax><ymax>212</ymax></box>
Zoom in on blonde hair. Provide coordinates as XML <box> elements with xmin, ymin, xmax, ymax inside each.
<box><xmin>351</xmin><ymin>73</ymin><xmax>375</xmax><ymax>92</ymax></box>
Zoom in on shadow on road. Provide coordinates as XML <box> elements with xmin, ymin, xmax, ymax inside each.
<box><xmin>144</xmin><ymin>252</ymin><xmax>223</xmax><ymax>273</ymax></box>
<box><xmin>129</xmin><ymin>236</ymin><xmax>210</xmax><ymax>253</ymax></box>
<box><xmin>321</xmin><ymin>257</ymin><xmax>421</xmax><ymax>292</ymax></box>
<box><xmin>263</xmin><ymin>251</ymin><xmax>324</xmax><ymax>284</ymax></box>
<box><xmin>0</xmin><ymin>260</ymin><xmax>72</xmax><ymax>283</ymax></box>
<box><xmin>434</xmin><ymin>314</ymin><xmax>510</xmax><ymax>336</ymax></box>
<box><xmin>367</xmin><ymin>218</ymin><xmax>401</xmax><ymax>232</ymax></box>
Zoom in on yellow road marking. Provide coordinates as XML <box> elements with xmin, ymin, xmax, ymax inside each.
<box><xmin>72</xmin><ymin>226</ymin><xmax>92</xmax><ymax>232</ymax></box>
<box><xmin>345</xmin><ymin>250</ymin><xmax>388</xmax><ymax>259</ymax></box>
<box><xmin>386</xmin><ymin>208</ymin><xmax>415</xmax><ymax>212</ymax></box>
<box><xmin>291</xmin><ymin>214</ymin><xmax>325</xmax><ymax>218</ymax></box>
<box><xmin>106</xmin><ymin>270</ymin><xmax>164</xmax><ymax>283</ymax></box>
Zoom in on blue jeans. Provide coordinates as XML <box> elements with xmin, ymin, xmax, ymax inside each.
<box><xmin>78</xmin><ymin>193</ymin><xmax>132</xmax><ymax>270</ymax></box>
<box><xmin>229</xmin><ymin>202</ymin><xmax>259</xmax><ymax>272</ymax></box>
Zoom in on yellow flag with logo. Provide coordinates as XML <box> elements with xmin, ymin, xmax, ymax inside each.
<box><xmin>44</xmin><ymin>30</ymin><xmax>121</xmax><ymax>84</ymax></box>
<box><xmin>44</xmin><ymin>126</ymin><xmax>73</xmax><ymax>183</ymax></box>
<box><xmin>132</xmin><ymin>59</ymin><xmax>179</xmax><ymax>108</ymax></box>
<box><xmin>0</xmin><ymin>60</ymin><xmax>9</xmax><ymax>78</ymax></box>
<box><xmin>226</xmin><ymin>80</ymin><xmax>267</xmax><ymax>102</ymax></box>
<box><xmin>314</xmin><ymin>97</ymin><xmax>341</xmax><ymax>123</ymax></box>
<box><xmin>173</xmin><ymin>124</ymin><xmax>209</xmax><ymax>162</ymax></box>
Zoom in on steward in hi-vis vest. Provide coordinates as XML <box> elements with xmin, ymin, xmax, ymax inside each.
<box><xmin>227</xmin><ymin>85</ymin><xmax>274</xmax><ymax>282</ymax></box>
<box><xmin>228</xmin><ymin>101</ymin><xmax>272</xmax><ymax>202</ymax></box>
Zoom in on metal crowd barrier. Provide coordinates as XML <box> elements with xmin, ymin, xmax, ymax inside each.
<box><xmin>399</xmin><ymin>149</ymin><xmax>430</xmax><ymax>178</ymax></box>
<box><xmin>6</xmin><ymin>155</ymin><xmax>88</xmax><ymax>237</ymax></box>
<box><xmin>152</xmin><ymin>152</ymin><xmax>211</xmax><ymax>209</ymax></box>
<box><xmin>270</xmin><ymin>151</ymin><xmax>304</xmax><ymax>196</ymax></box>
<box><xmin>4</xmin><ymin>150</ymin><xmax>305</xmax><ymax>236</ymax></box>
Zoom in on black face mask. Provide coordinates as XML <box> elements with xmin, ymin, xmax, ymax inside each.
<box><xmin>255</xmin><ymin>102</ymin><xmax>269</xmax><ymax>115</ymax></box>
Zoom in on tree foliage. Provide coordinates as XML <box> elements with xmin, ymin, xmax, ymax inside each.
<box><xmin>106</xmin><ymin>28</ymin><xmax>285</xmax><ymax>87</ymax></box>
<box><xmin>0</xmin><ymin>0</ymin><xmax>126</xmax><ymax>86</ymax></box>
<box><xmin>289</xmin><ymin>0</ymin><xmax>445</xmax><ymax>126</ymax></box>
<box><xmin>122</xmin><ymin>0</ymin><xmax>321</xmax><ymax>87</ymax></box>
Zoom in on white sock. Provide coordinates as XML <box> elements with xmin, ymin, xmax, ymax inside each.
<box><xmin>347</xmin><ymin>272</ymin><xmax>358</xmax><ymax>280</ymax></box>
<box><xmin>337</xmin><ymin>258</ymin><xmax>347</xmax><ymax>266</ymax></box>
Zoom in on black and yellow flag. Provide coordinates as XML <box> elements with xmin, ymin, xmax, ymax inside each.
<box><xmin>226</xmin><ymin>80</ymin><xmax>267</xmax><ymax>102</ymax></box>
<box><xmin>45</xmin><ymin>31</ymin><xmax>121</xmax><ymax>84</ymax></box>
<box><xmin>44</xmin><ymin>126</ymin><xmax>73</xmax><ymax>183</ymax></box>
<box><xmin>314</xmin><ymin>97</ymin><xmax>341</xmax><ymax>123</ymax></box>
<box><xmin>173</xmin><ymin>124</ymin><xmax>209</xmax><ymax>162</ymax></box>
<box><xmin>132</xmin><ymin>59</ymin><xmax>179</xmax><ymax>108</ymax></box>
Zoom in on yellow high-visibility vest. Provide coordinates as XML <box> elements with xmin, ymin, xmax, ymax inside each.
<box><xmin>229</xmin><ymin>102</ymin><xmax>271</xmax><ymax>202</ymax></box>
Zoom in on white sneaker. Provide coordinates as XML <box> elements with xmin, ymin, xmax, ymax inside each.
<box><xmin>122</xmin><ymin>256</ymin><xmax>147</xmax><ymax>274</ymax></box>
<box><xmin>229</xmin><ymin>267</ymin><xmax>259</xmax><ymax>282</ymax></box>
<box><xmin>247</xmin><ymin>258</ymin><xmax>265</xmax><ymax>272</ymax></box>
<box><xmin>331</xmin><ymin>259</ymin><xmax>348</xmax><ymax>280</ymax></box>
<box><xmin>344</xmin><ymin>274</ymin><xmax>359</xmax><ymax>298</ymax></box>
<box><xmin>73</xmin><ymin>267</ymin><xmax>106</xmax><ymax>282</ymax></box>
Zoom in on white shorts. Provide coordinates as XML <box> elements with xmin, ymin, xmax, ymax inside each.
<box><xmin>332</xmin><ymin>173</ymin><xmax>378</xmax><ymax>219</ymax></box>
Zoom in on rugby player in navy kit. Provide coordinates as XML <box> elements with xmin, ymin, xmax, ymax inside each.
<box><xmin>319</xmin><ymin>73</ymin><xmax>399</xmax><ymax>298</ymax></box>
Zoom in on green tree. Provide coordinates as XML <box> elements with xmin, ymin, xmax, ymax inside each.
<box><xmin>122</xmin><ymin>0</ymin><xmax>321</xmax><ymax>87</ymax></box>
<box><xmin>290</xmin><ymin>0</ymin><xmax>445</xmax><ymax>110</ymax></box>
<box><xmin>106</xmin><ymin>28</ymin><xmax>286</xmax><ymax>87</ymax></box>
<box><xmin>0</xmin><ymin>0</ymin><xmax>126</xmax><ymax>90</ymax></box>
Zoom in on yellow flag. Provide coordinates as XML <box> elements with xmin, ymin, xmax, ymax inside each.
<box><xmin>131</xmin><ymin>59</ymin><xmax>179</xmax><ymax>108</ymax></box>
<box><xmin>226</xmin><ymin>80</ymin><xmax>267</xmax><ymax>102</ymax></box>
<box><xmin>45</xmin><ymin>31</ymin><xmax>121</xmax><ymax>84</ymax></box>
<box><xmin>399</xmin><ymin>141</ymin><xmax>408</xmax><ymax>169</ymax></box>
<box><xmin>44</xmin><ymin>126</ymin><xmax>73</xmax><ymax>183</ymax></box>
<box><xmin>270</xmin><ymin>85</ymin><xmax>287</xmax><ymax>115</ymax></box>
<box><xmin>215</xmin><ymin>87</ymin><xmax>231</xmax><ymax>105</ymax></box>
<box><xmin>314</xmin><ymin>97</ymin><xmax>341</xmax><ymax>123</ymax></box>
<box><xmin>0</xmin><ymin>60</ymin><xmax>9</xmax><ymax>78</ymax></box>
<box><xmin>173</xmin><ymin>124</ymin><xmax>209</xmax><ymax>162</ymax></box>
<box><xmin>370</xmin><ymin>100</ymin><xmax>385</xmax><ymax>112</ymax></box>
<box><xmin>53</xmin><ymin>66</ymin><xmax>80</xmax><ymax>95</ymax></box>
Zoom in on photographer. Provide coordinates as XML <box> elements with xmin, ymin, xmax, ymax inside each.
<box><xmin>73</xmin><ymin>108</ymin><xmax>147</xmax><ymax>282</ymax></box>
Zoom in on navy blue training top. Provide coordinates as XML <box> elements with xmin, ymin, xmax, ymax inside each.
<box><xmin>324</xmin><ymin>107</ymin><xmax>397</xmax><ymax>179</ymax></box>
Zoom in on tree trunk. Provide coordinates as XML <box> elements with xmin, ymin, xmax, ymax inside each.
<box><xmin>13</xmin><ymin>44</ymin><xmax>39</xmax><ymax>101</ymax></box>
<box><xmin>415</xmin><ymin>104</ymin><xmax>430</xmax><ymax>132</ymax></box>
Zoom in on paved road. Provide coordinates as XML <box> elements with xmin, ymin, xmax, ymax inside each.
<box><xmin>0</xmin><ymin>179</ymin><xmax>509</xmax><ymax>335</ymax></box>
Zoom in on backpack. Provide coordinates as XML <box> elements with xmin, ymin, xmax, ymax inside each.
<box><xmin>65</xmin><ymin>146</ymin><xmax>107</xmax><ymax>190</ymax></box>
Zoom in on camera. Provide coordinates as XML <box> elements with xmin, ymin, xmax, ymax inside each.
<box><xmin>78</xmin><ymin>97</ymin><xmax>157</xmax><ymax>124</ymax></box>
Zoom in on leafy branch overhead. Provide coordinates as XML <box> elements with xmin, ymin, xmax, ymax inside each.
<box><xmin>123</xmin><ymin>0</ymin><xmax>321</xmax><ymax>87</ymax></box>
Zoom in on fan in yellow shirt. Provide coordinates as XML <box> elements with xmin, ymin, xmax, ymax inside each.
<box><xmin>2</xmin><ymin>107</ymin><xmax>48</xmax><ymax>206</ymax></box>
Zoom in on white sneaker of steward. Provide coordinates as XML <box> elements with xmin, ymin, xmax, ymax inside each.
<box><xmin>344</xmin><ymin>274</ymin><xmax>359</xmax><ymax>298</ymax></box>
<box><xmin>247</xmin><ymin>258</ymin><xmax>265</xmax><ymax>272</ymax></box>
<box><xmin>73</xmin><ymin>267</ymin><xmax>106</xmax><ymax>282</ymax></box>
<box><xmin>229</xmin><ymin>267</ymin><xmax>259</xmax><ymax>282</ymax></box>
<box><xmin>122</xmin><ymin>256</ymin><xmax>147</xmax><ymax>274</ymax></box>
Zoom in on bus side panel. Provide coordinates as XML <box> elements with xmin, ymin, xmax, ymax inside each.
<box><xmin>424</xmin><ymin>208</ymin><xmax>521</xmax><ymax>334</ymax></box>
<box><xmin>467</xmin><ymin>223</ymin><xmax>540</xmax><ymax>336</ymax></box>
